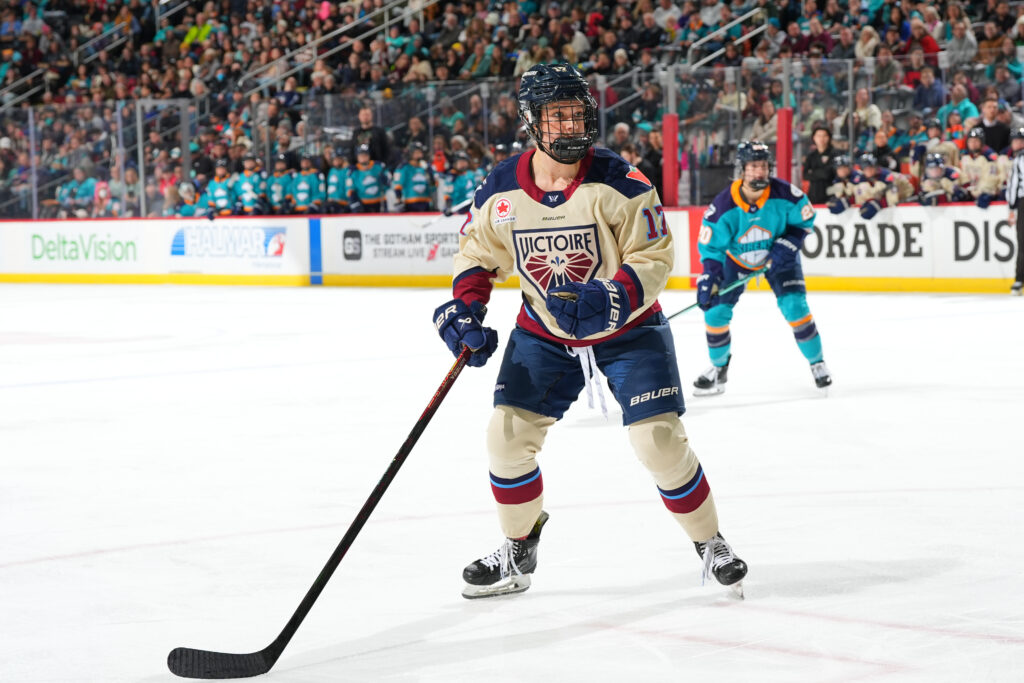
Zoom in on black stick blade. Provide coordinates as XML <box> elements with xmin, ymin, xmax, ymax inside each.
<box><xmin>167</xmin><ymin>647</ymin><xmax>272</xmax><ymax>679</ymax></box>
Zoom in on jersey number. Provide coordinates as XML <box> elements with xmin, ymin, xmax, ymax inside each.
<box><xmin>698</xmin><ymin>225</ymin><xmax>712</xmax><ymax>245</ymax></box>
<box><xmin>643</xmin><ymin>205</ymin><xmax>668</xmax><ymax>241</ymax></box>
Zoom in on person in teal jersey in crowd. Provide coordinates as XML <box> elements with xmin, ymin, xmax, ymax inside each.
<box><xmin>393</xmin><ymin>142</ymin><xmax>435</xmax><ymax>212</ymax></box>
<box><xmin>207</xmin><ymin>158</ymin><xmax>236</xmax><ymax>216</ymax></box>
<box><xmin>58</xmin><ymin>166</ymin><xmax>96</xmax><ymax>217</ymax></box>
<box><xmin>446</xmin><ymin>151</ymin><xmax>483</xmax><ymax>211</ymax></box>
<box><xmin>264</xmin><ymin>154</ymin><xmax>294</xmax><ymax>215</ymax></box>
<box><xmin>234</xmin><ymin>154</ymin><xmax>265</xmax><ymax>214</ymax></box>
<box><xmin>346</xmin><ymin>143</ymin><xmax>389</xmax><ymax>213</ymax></box>
<box><xmin>693</xmin><ymin>140</ymin><xmax>832</xmax><ymax>395</ymax></box>
<box><xmin>291</xmin><ymin>154</ymin><xmax>325</xmax><ymax>214</ymax></box>
<box><xmin>326</xmin><ymin>147</ymin><xmax>351</xmax><ymax>214</ymax></box>
<box><xmin>175</xmin><ymin>181</ymin><xmax>209</xmax><ymax>218</ymax></box>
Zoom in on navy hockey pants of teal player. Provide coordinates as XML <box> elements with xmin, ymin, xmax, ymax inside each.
<box><xmin>703</xmin><ymin>259</ymin><xmax>824</xmax><ymax>368</ymax></box>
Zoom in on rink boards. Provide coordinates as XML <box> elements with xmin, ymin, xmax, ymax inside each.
<box><xmin>0</xmin><ymin>204</ymin><xmax>1016</xmax><ymax>292</ymax></box>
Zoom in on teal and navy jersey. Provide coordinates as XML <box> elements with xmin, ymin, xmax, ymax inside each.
<box><xmin>327</xmin><ymin>167</ymin><xmax>350</xmax><ymax>202</ymax></box>
<box><xmin>207</xmin><ymin>176</ymin><xmax>235</xmax><ymax>214</ymax></box>
<box><xmin>347</xmin><ymin>161</ymin><xmax>389</xmax><ymax>205</ymax></box>
<box><xmin>266</xmin><ymin>172</ymin><xmax>293</xmax><ymax>207</ymax></box>
<box><xmin>234</xmin><ymin>171</ymin><xmax>264</xmax><ymax>213</ymax></box>
<box><xmin>448</xmin><ymin>168</ymin><xmax>483</xmax><ymax>208</ymax></box>
<box><xmin>393</xmin><ymin>162</ymin><xmax>434</xmax><ymax>206</ymax></box>
<box><xmin>292</xmin><ymin>171</ymin><xmax>324</xmax><ymax>210</ymax></box>
<box><xmin>698</xmin><ymin>178</ymin><xmax>816</xmax><ymax>271</ymax></box>
<box><xmin>177</xmin><ymin>195</ymin><xmax>209</xmax><ymax>218</ymax></box>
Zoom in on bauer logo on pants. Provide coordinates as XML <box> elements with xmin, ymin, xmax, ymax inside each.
<box><xmin>512</xmin><ymin>224</ymin><xmax>602</xmax><ymax>296</ymax></box>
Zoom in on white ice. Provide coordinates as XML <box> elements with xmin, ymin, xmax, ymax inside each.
<box><xmin>1</xmin><ymin>284</ymin><xmax>1023</xmax><ymax>683</ymax></box>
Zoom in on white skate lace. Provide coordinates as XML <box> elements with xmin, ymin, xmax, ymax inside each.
<box><xmin>811</xmin><ymin>362</ymin><xmax>830</xmax><ymax>380</ymax></box>
<box><xmin>568</xmin><ymin>345</ymin><xmax>608</xmax><ymax>417</ymax></box>
<box><xmin>699</xmin><ymin>536</ymin><xmax>735</xmax><ymax>585</ymax></box>
<box><xmin>478</xmin><ymin>539</ymin><xmax>522</xmax><ymax>579</ymax></box>
<box><xmin>699</xmin><ymin>365</ymin><xmax>719</xmax><ymax>382</ymax></box>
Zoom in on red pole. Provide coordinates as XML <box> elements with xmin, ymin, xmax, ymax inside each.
<box><xmin>776</xmin><ymin>107</ymin><xmax>793</xmax><ymax>182</ymax></box>
<box><xmin>662</xmin><ymin>113</ymin><xmax>679</xmax><ymax>206</ymax></box>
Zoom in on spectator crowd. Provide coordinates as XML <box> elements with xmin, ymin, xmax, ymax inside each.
<box><xmin>2</xmin><ymin>0</ymin><xmax>1024</xmax><ymax>218</ymax></box>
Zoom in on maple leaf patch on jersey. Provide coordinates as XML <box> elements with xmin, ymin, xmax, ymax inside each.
<box><xmin>513</xmin><ymin>224</ymin><xmax>603</xmax><ymax>296</ymax></box>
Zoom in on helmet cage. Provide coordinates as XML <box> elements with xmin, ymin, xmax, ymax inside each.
<box><xmin>518</xmin><ymin>64</ymin><xmax>598</xmax><ymax>164</ymax></box>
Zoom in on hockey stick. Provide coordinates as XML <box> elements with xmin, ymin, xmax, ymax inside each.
<box><xmin>666</xmin><ymin>272</ymin><xmax>758</xmax><ymax>321</ymax></box>
<box><xmin>416</xmin><ymin>197</ymin><xmax>473</xmax><ymax>229</ymax></box>
<box><xmin>167</xmin><ymin>344</ymin><xmax>475</xmax><ymax>679</ymax></box>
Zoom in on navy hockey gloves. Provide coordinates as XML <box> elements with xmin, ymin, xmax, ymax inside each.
<box><xmin>546</xmin><ymin>278</ymin><xmax>631</xmax><ymax>339</ymax></box>
<box><xmin>976</xmin><ymin>193</ymin><xmax>993</xmax><ymax>209</ymax></box>
<box><xmin>860</xmin><ymin>199</ymin><xmax>882</xmax><ymax>219</ymax></box>
<box><xmin>769</xmin><ymin>234</ymin><xmax>802</xmax><ymax>271</ymax></box>
<box><xmin>696</xmin><ymin>260</ymin><xmax>724</xmax><ymax>311</ymax></box>
<box><xmin>827</xmin><ymin>196</ymin><xmax>849</xmax><ymax>214</ymax></box>
<box><xmin>433</xmin><ymin>299</ymin><xmax>498</xmax><ymax>367</ymax></box>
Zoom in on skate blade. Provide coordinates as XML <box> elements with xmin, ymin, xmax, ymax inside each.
<box><xmin>462</xmin><ymin>574</ymin><xmax>531</xmax><ymax>600</ymax></box>
<box><xmin>729</xmin><ymin>581</ymin><xmax>745</xmax><ymax>599</ymax></box>
<box><xmin>692</xmin><ymin>386</ymin><xmax>725</xmax><ymax>397</ymax></box>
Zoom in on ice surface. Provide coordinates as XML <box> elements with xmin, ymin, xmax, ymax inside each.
<box><xmin>1</xmin><ymin>284</ymin><xmax>1022</xmax><ymax>682</ymax></box>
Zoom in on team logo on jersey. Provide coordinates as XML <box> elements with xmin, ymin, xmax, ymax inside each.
<box><xmin>513</xmin><ymin>224</ymin><xmax>602</xmax><ymax>296</ymax></box>
<box><xmin>730</xmin><ymin>225</ymin><xmax>772</xmax><ymax>268</ymax></box>
<box><xmin>626</xmin><ymin>166</ymin><xmax>652</xmax><ymax>186</ymax></box>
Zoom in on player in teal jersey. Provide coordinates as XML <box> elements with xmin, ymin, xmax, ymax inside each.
<box><xmin>174</xmin><ymin>182</ymin><xmax>210</xmax><ymax>218</ymax></box>
<box><xmin>346</xmin><ymin>143</ymin><xmax>389</xmax><ymax>213</ymax></box>
<box><xmin>326</xmin><ymin>148</ymin><xmax>350</xmax><ymax>214</ymax></box>
<box><xmin>695</xmin><ymin>140</ymin><xmax>831</xmax><ymax>394</ymax></box>
<box><xmin>206</xmin><ymin>158</ymin><xmax>236</xmax><ymax>216</ymax></box>
<box><xmin>234</xmin><ymin>154</ymin><xmax>265</xmax><ymax>215</ymax></box>
<box><xmin>291</xmin><ymin>154</ymin><xmax>325</xmax><ymax>214</ymax></box>
<box><xmin>265</xmin><ymin>154</ymin><xmax>294</xmax><ymax>215</ymax></box>
<box><xmin>446</xmin><ymin>152</ymin><xmax>482</xmax><ymax>211</ymax></box>
<box><xmin>392</xmin><ymin>142</ymin><xmax>435</xmax><ymax>211</ymax></box>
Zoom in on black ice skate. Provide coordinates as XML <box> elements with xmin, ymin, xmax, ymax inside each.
<box><xmin>462</xmin><ymin>511</ymin><xmax>549</xmax><ymax>599</ymax></box>
<box><xmin>1012</xmin><ymin>281</ymin><xmax>1023</xmax><ymax>296</ymax></box>
<box><xmin>693</xmin><ymin>355</ymin><xmax>730</xmax><ymax>396</ymax></box>
<box><xmin>811</xmin><ymin>361</ymin><xmax>832</xmax><ymax>390</ymax></box>
<box><xmin>694</xmin><ymin>532</ymin><xmax>748</xmax><ymax>598</ymax></box>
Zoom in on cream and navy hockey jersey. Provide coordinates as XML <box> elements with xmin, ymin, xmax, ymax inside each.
<box><xmin>452</xmin><ymin>147</ymin><xmax>672</xmax><ymax>347</ymax></box>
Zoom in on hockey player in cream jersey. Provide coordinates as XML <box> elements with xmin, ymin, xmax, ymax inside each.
<box><xmin>432</xmin><ymin>63</ymin><xmax>747</xmax><ymax>599</ymax></box>
<box><xmin>960</xmin><ymin>127</ymin><xmax>1002</xmax><ymax>208</ymax></box>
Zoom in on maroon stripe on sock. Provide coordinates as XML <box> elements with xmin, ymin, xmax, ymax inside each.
<box><xmin>491</xmin><ymin>472</ymin><xmax>544</xmax><ymax>505</ymax></box>
<box><xmin>660</xmin><ymin>475</ymin><xmax>710</xmax><ymax>514</ymax></box>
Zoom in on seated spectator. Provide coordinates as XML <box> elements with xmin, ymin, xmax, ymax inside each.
<box><xmin>902</xmin><ymin>47</ymin><xmax>928</xmax><ymax>89</ymax></box>
<box><xmin>986</xmin><ymin>37</ymin><xmax>1023</xmax><ymax>81</ymax></box>
<box><xmin>946</xmin><ymin>20</ymin><xmax>978</xmax><ymax>71</ymax></box>
<box><xmin>806</xmin><ymin>17</ymin><xmax>834</xmax><ymax>54</ymax></box>
<box><xmin>921</xmin><ymin>6</ymin><xmax>944</xmax><ymax>44</ymax></box>
<box><xmin>977</xmin><ymin>21</ymin><xmax>1003</xmax><ymax>65</ymax></box>
<box><xmin>993</xmin><ymin>66</ymin><xmax>1023</xmax><ymax>107</ymax></box>
<box><xmin>608</xmin><ymin>123</ymin><xmax>632</xmax><ymax>154</ymax></box>
<box><xmin>938</xmin><ymin>84</ymin><xmax>980</xmax><ymax>127</ymax></box>
<box><xmin>945</xmin><ymin>110</ymin><xmax>967</xmax><ymax>150</ymax></box>
<box><xmin>830</xmin><ymin>26</ymin><xmax>856</xmax><ymax>60</ymax></box>
<box><xmin>801</xmin><ymin>47</ymin><xmax>838</xmax><ymax>101</ymax></box>
<box><xmin>913</xmin><ymin>67</ymin><xmax>946</xmax><ymax>112</ymax></box>
<box><xmin>871</xmin><ymin>45</ymin><xmax>904</xmax><ymax>94</ymax></box>
<box><xmin>855</xmin><ymin>25</ymin><xmax>879</xmax><ymax>58</ymax></box>
<box><xmin>906</xmin><ymin>19</ymin><xmax>940</xmax><ymax>65</ymax></box>
<box><xmin>750</xmin><ymin>99</ymin><xmax>778</xmax><ymax>143</ymax></box>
